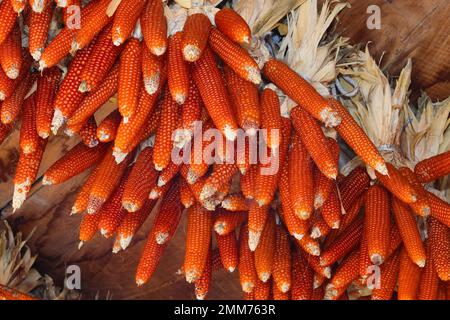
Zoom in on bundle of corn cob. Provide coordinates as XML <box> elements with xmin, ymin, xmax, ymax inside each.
<box><xmin>0</xmin><ymin>0</ymin><xmax>448</xmax><ymax>300</ymax></box>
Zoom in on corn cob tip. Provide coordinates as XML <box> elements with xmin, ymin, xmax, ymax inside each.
<box><xmin>314</xmin><ymin>195</ymin><xmax>324</xmax><ymax>209</ymax></box>
<box><xmin>183</xmin><ymin>45</ymin><xmax>201</xmax><ymax>62</ymax></box>
<box><xmin>242</xmin><ymin>282</ymin><xmax>254</xmax><ymax>293</ymax></box>
<box><xmin>151</xmin><ymin>46</ymin><xmax>166</xmax><ymax>56</ymax></box>
<box><xmin>307</xmin><ymin>242</ymin><xmax>321</xmax><ymax>256</ymax></box>
<box><xmin>122</xmin><ymin>202</ymin><xmax>138</xmax><ymax>213</ymax></box>
<box><xmin>295</xmin><ymin>209</ymin><xmax>311</xmax><ymax>220</ymax></box>
<box><xmin>70</xmin><ymin>207</ymin><xmax>79</xmax><ymax>215</ymax></box>
<box><xmin>224</xmin><ymin>125</ymin><xmax>237</xmax><ymax>141</ymax></box>
<box><xmin>245</xmin><ymin>127</ymin><xmax>257</xmax><ymax>137</ymax></box>
<box><xmin>31</xmin><ymin>50</ymin><xmax>42</xmax><ymax>62</ymax></box>
<box><xmin>78</xmin><ymin>241</ymin><xmax>84</xmax><ymax>250</ymax></box>
<box><xmin>187</xmin><ymin>170</ymin><xmax>199</xmax><ymax>185</ymax></box>
<box><xmin>227</xmin><ymin>266</ymin><xmax>235</xmax><ymax>273</ymax></box>
<box><xmin>320</xmin><ymin>107</ymin><xmax>342</xmax><ymax>128</ymax></box>
<box><xmin>154</xmin><ymin>164</ymin><xmax>164</xmax><ymax>171</ymax></box>
<box><xmin>214</xmin><ymin>222</ymin><xmax>225</xmax><ymax>235</ymax></box>
<box><xmin>173</xmin><ymin>129</ymin><xmax>192</xmax><ymax>149</ymax></box>
<box><xmin>256</xmin><ymin>199</ymin><xmax>268</xmax><ymax>207</ymax></box>
<box><xmin>292</xmin><ymin>232</ymin><xmax>304</xmax><ymax>240</ymax></box>
<box><xmin>310</xmin><ymin>227</ymin><xmax>322</xmax><ymax>239</ymax></box>
<box><xmin>245</xmin><ymin>66</ymin><xmax>261</xmax><ymax>85</ymax></box>
<box><xmin>135</xmin><ymin>278</ymin><xmax>145</xmax><ymax>287</ymax></box>
<box><xmin>0</xmin><ymin>92</ymin><xmax>5</xmax><ymax>101</ymax></box>
<box><xmin>64</xmin><ymin>128</ymin><xmax>74</xmax><ymax>137</ymax></box>
<box><xmin>100</xmin><ymin>228</ymin><xmax>111</xmax><ymax>238</ymax></box>
<box><xmin>370</xmin><ymin>253</ymin><xmax>384</xmax><ymax>265</ymax></box>
<box><xmin>78</xmin><ymin>81</ymin><xmax>90</xmax><ymax>93</ymax></box>
<box><xmin>6</xmin><ymin>68</ymin><xmax>19</xmax><ymax>80</ymax></box>
<box><xmin>112</xmin><ymin>148</ymin><xmax>128</xmax><ymax>164</ymax></box>
<box><xmin>97</xmin><ymin>130</ymin><xmax>110</xmax><ymax>142</ymax></box>
<box><xmin>149</xmin><ymin>189</ymin><xmax>159</xmax><ymax>199</ymax></box>
<box><xmin>279</xmin><ymin>283</ymin><xmax>290</xmax><ymax>293</ymax></box>
<box><xmin>375</xmin><ymin>162</ymin><xmax>388</xmax><ymax>176</ymax></box>
<box><xmin>416</xmin><ymin>259</ymin><xmax>425</xmax><ymax>268</ymax></box>
<box><xmin>155</xmin><ymin>233</ymin><xmax>169</xmax><ymax>245</ymax></box>
<box><xmin>174</xmin><ymin>93</ymin><xmax>186</xmax><ymax>105</ymax></box>
<box><xmin>38</xmin><ymin>60</ymin><xmax>46</xmax><ymax>72</ymax></box>
<box><xmin>51</xmin><ymin>109</ymin><xmax>65</xmax><ymax>135</ymax></box>
<box><xmin>331</xmin><ymin>221</ymin><xmax>340</xmax><ymax>229</ymax></box>
<box><xmin>41</xmin><ymin>176</ymin><xmax>53</xmax><ymax>185</ymax></box>
<box><xmin>144</xmin><ymin>75</ymin><xmax>160</xmax><ymax>95</ymax></box>
<box><xmin>38</xmin><ymin>131</ymin><xmax>50</xmax><ymax>139</ymax></box>
<box><xmin>120</xmin><ymin>236</ymin><xmax>132</xmax><ymax>250</ymax></box>
<box><xmin>185</xmin><ymin>269</ymin><xmax>200</xmax><ymax>283</ymax></box>
<box><xmin>248</xmin><ymin>230</ymin><xmax>261</xmax><ymax>251</ymax></box>
<box><xmin>157</xmin><ymin>177</ymin><xmax>166</xmax><ymax>187</ymax></box>
<box><xmin>259</xmin><ymin>272</ymin><xmax>270</xmax><ymax>283</ymax></box>
<box><xmin>112</xmin><ymin>244</ymin><xmax>121</xmax><ymax>254</ymax></box>
<box><xmin>13</xmin><ymin>180</ymin><xmax>31</xmax><ymax>211</ymax></box>
<box><xmin>196</xmin><ymin>293</ymin><xmax>206</xmax><ymax>300</ymax></box>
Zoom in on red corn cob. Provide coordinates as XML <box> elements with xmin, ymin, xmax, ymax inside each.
<box><xmin>398</xmin><ymin>248</ymin><xmax>421</xmax><ymax>300</ymax></box>
<box><xmin>427</xmin><ymin>191</ymin><xmax>450</xmax><ymax>227</ymax></box>
<box><xmin>247</xmin><ymin>201</ymin><xmax>269</xmax><ymax>251</ymax></box>
<box><xmin>178</xmin><ymin>79</ymin><xmax>202</xmax><ymax>146</ymax></box>
<box><xmin>150</xmin><ymin>182</ymin><xmax>182</xmax><ymax>244</ymax></box>
<box><xmin>0</xmin><ymin>68</ymin><xmax>15</xmax><ymax>101</ymax></box>
<box><xmin>97</xmin><ymin>110</ymin><xmax>121</xmax><ymax>142</ymax></box>
<box><xmin>364</xmin><ymin>184</ymin><xmax>391</xmax><ymax>265</ymax></box>
<box><xmin>111</xmin><ymin>0</ymin><xmax>146</xmax><ymax>46</ymax></box>
<box><xmin>184</xmin><ymin>204</ymin><xmax>213</xmax><ymax>283</ymax></box>
<box><xmin>43</xmin><ymin>142</ymin><xmax>107</xmax><ymax>185</ymax></box>
<box><xmin>182</xmin><ymin>13</ymin><xmax>211</xmax><ymax>62</ymax></box>
<box><xmin>272</xmin><ymin>225</ymin><xmax>291</xmax><ymax>293</ymax></box>
<box><xmin>392</xmin><ymin>196</ymin><xmax>426</xmax><ymax>267</ymax></box>
<box><xmin>259</xmin><ymin>87</ymin><xmax>281</xmax><ymax>149</ymax></box>
<box><xmin>311</xmin><ymin>286</ymin><xmax>325</xmax><ymax>300</ymax></box>
<box><xmin>180</xmin><ymin>178</ymin><xmax>195</xmax><ymax>208</ymax></box>
<box><xmin>28</xmin><ymin>2</ymin><xmax>53</xmax><ymax>61</ymax></box>
<box><xmin>157</xmin><ymin>161</ymin><xmax>180</xmax><ymax>187</ymax></box>
<box><xmin>78</xmin><ymin>211</ymin><xmax>101</xmax><ymax>247</ymax></box>
<box><xmin>291</xmin><ymin>106</ymin><xmax>338</xmax><ymax>179</ymax></box>
<box><xmin>414</xmin><ymin>150</ymin><xmax>450</xmax><ymax>183</ymax></box>
<box><xmin>358</xmin><ymin>228</ymin><xmax>371</xmax><ymax>279</ymax></box>
<box><xmin>214</xmin><ymin>8</ymin><xmax>251</xmax><ymax>45</ymax></box>
<box><xmin>398</xmin><ymin>166</ymin><xmax>430</xmax><ymax>216</ymax></box>
<box><xmin>240</xmin><ymin>165</ymin><xmax>257</xmax><ymax>199</ymax></box>
<box><xmin>253</xmin><ymin>278</ymin><xmax>270</xmax><ymax>300</ymax></box>
<box><xmin>238</xmin><ymin>224</ymin><xmax>257</xmax><ymax>293</ymax></box>
<box><xmin>254</xmin><ymin>214</ymin><xmax>276</xmax><ymax>282</ymax></box>
<box><xmin>87</xmin><ymin>146</ymin><xmax>131</xmax><ymax>214</ymax></box>
<box><xmin>272</xmin><ymin>282</ymin><xmax>289</xmax><ymax>300</ymax></box>
<box><xmin>122</xmin><ymin>147</ymin><xmax>158</xmax><ymax>212</ymax></box>
<box><xmin>320</xmin><ymin>185</ymin><xmax>342</xmax><ymax>229</ymax></box>
<box><xmin>0</xmin><ymin>286</ymin><xmax>37</xmax><ymax>301</ymax></box>
<box><xmin>224</xmin><ymin>65</ymin><xmax>260</xmax><ymax>135</ymax></box>
<box><xmin>142</xmin><ymin>45</ymin><xmax>164</xmax><ymax>95</ymax></box>
<box><xmin>371</xmin><ymin>250</ymin><xmax>401</xmax><ymax>300</ymax></box>
<box><xmin>11</xmin><ymin>0</ymin><xmax>27</xmax><ymax>13</ymax></box>
<box><xmin>320</xmin><ymin>217</ymin><xmax>363</xmax><ymax>266</ymax></box>
<box><xmin>194</xmin><ymin>247</ymin><xmax>212</xmax><ymax>300</ymax></box>
<box><xmin>141</xmin><ymin>0</ymin><xmax>167</xmax><ymax>56</ymax></box>
<box><xmin>192</xmin><ymin>47</ymin><xmax>238</xmax><ymax>141</ymax></box>
<box><xmin>19</xmin><ymin>97</ymin><xmax>40</xmax><ymax>155</ymax></box>
<box><xmin>153</xmin><ymin>89</ymin><xmax>179</xmax><ymax>171</ymax></box>
<box><xmin>325</xmin><ymin>250</ymin><xmax>360</xmax><ymax>300</ymax></box>
<box><xmin>50</xmin><ymin>37</ymin><xmax>98</xmax><ymax>133</ymax></box>
<box><xmin>1</xmin><ymin>73</ymin><xmax>35</xmax><ymax>124</ymax></box>
<box><xmin>71</xmin><ymin>166</ymin><xmax>99</xmax><ymax>215</ymax></box>
<box><xmin>79</xmin><ymin>117</ymin><xmax>99</xmax><ymax>148</ymax></box>
<box><xmin>167</xmin><ymin>32</ymin><xmax>189</xmax><ymax>105</ymax></box>
<box><xmin>221</xmin><ymin>193</ymin><xmax>249</xmax><ymax>211</ymax></box>
<box><xmin>35</xmin><ymin>67</ymin><xmax>62</xmax><ymax>139</ymax></box>
<box><xmin>72</xmin><ymin>0</ymin><xmax>112</xmax><ymax>53</ymax></box>
<box><xmin>135</xmin><ymin>235</ymin><xmax>168</xmax><ymax>286</ymax></box>
<box><xmin>28</xmin><ymin>0</ymin><xmax>50</xmax><ymax>12</ymax></box>
<box><xmin>291</xmin><ymin>249</ymin><xmax>314</xmax><ymax>300</ymax></box>
<box><xmin>310</xmin><ymin>210</ymin><xmax>331</xmax><ymax>239</ymax></box>
<box><xmin>0</xmin><ymin>0</ymin><xmax>16</xmax><ymax>46</ymax></box>
<box><xmin>288</xmin><ymin>134</ymin><xmax>314</xmax><ymax>219</ymax></box>
<box><xmin>216</xmin><ymin>232</ymin><xmax>239</xmax><ymax>272</ymax></box>
<box><xmin>0</xmin><ymin>25</ymin><xmax>22</xmax><ymax>80</ymax></box>
<box><xmin>78</xmin><ymin>24</ymin><xmax>123</xmax><ymax>93</ymax></box>
<box><xmin>263</xmin><ymin>59</ymin><xmax>340</xmax><ymax>127</ymax></box>
<box><xmin>209</xmin><ymin>28</ymin><xmax>260</xmax><ymax>84</ymax></box>
<box><xmin>116</xmin><ymin>199</ymin><xmax>156</xmax><ymax>250</ymax></box>
<box><xmin>339</xmin><ymin>167</ymin><xmax>370</xmax><ymax>212</ymax></box>
<box><xmin>118</xmin><ymin>38</ymin><xmax>142</xmax><ymax>120</ymax></box>
<box><xmin>200</xmin><ymin>164</ymin><xmax>238</xmax><ymax>201</ymax></box>
<box><xmin>214</xmin><ymin>209</ymin><xmax>246</xmax><ymax>236</ymax></box>
<box><xmin>418</xmin><ymin>240</ymin><xmax>440</xmax><ymax>300</ymax></box>
<box><xmin>375</xmin><ymin>162</ymin><xmax>417</xmax><ymax>204</ymax></box>
<box><xmin>329</xmin><ymin>98</ymin><xmax>387</xmax><ymax>175</ymax></box>
<box><xmin>296</xmin><ymin>233</ymin><xmax>321</xmax><ymax>257</ymax></box>
<box><xmin>302</xmin><ymin>253</ymin><xmax>331</xmax><ymax>279</ymax></box>
<box><xmin>428</xmin><ymin>217</ymin><xmax>450</xmax><ymax>281</ymax></box>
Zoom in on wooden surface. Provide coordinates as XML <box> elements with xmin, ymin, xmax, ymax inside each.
<box><xmin>1</xmin><ymin>0</ymin><xmax>449</xmax><ymax>300</ymax></box>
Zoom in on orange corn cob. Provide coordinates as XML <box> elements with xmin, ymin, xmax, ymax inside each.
<box><xmin>28</xmin><ymin>2</ymin><xmax>53</xmax><ymax>61</ymax></box>
<box><xmin>216</xmin><ymin>232</ymin><xmax>239</xmax><ymax>272</ymax></box>
<box><xmin>325</xmin><ymin>250</ymin><xmax>360</xmax><ymax>300</ymax></box>
<box><xmin>242</xmin><ymin>291</ymin><xmax>254</xmax><ymax>300</ymax></box>
<box><xmin>116</xmin><ymin>199</ymin><xmax>156</xmax><ymax>250</ymax></box>
<box><xmin>263</xmin><ymin>59</ymin><xmax>340</xmax><ymax>127</ymax></box>
<box><xmin>398</xmin><ymin>167</ymin><xmax>430</xmax><ymax>216</ymax></box>
<box><xmin>78</xmin><ymin>211</ymin><xmax>101</xmax><ymax>247</ymax></box>
<box><xmin>224</xmin><ymin>65</ymin><xmax>260</xmax><ymax>134</ymax></box>
<box><xmin>1</xmin><ymin>73</ymin><xmax>35</xmax><ymax>124</ymax></box>
<box><xmin>418</xmin><ymin>240</ymin><xmax>439</xmax><ymax>300</ymax></box>
<box><xmin>253</xmin><ymin>277</ymin><xmax>270</xmax><ymax>300</ymax></box>
<box><xmin>142</xmin><ymin>45</ymin><xmax>164</xmax><ymax>95</ymax></box>
<box><xmin>214</xmin><ymin>209</ymin><xmax>246</xmax><ymax>236</ymax></box>
<box><xmin>371</xmin><ymin>250</ymin><xmax>401</xmax><ymax>300</ymax></box>
<box><xmin>428</xmin><ymin>217</ymin><xmax>450</xmax><ymax>281</ymax></box>
<box><xmin>132</xmin><ymin>102</ymin><xmax>162</xmax><ymax>145</ymax></box>
<box><xmin>0</xmin><ymin>0</ymin><xmax>16</xmax><ymax>46</ymax></box>
<box><xmin>180</xmin><ymin>178</ymin><xmax>195</xmax><ymax>208</ymax></box>
<box><xmin>329</xmin><ymin>98</ymin><xmax>387</xmax><ymax>175</ymax></box>
<box><xmin>97</xmin><ymin>110</ymin><xmax>121</xmax><ymax>142</ymax></box>
<box><xmin>185</xmin><ymin>121</ymin><xmax>214</xmax><ymax>184</ymax></box>
<box><xmin>178</xmin><ymin>79</ymin><xmax>202</xmax><ymax>145</ymax></box>
<box><xmin>141</xmin><ymin>0</ymin><xmax>167</xmax><ymax>56</ymax></box>
<box><xmin>296</xmin><ymin>233</ymin><xmax>321</xmax><ymax>257</ymax></box>
<box><xmin>320</xmin><ymin>185</ymin><xmax>341</xmax><ymax>229</ymax></box>
<box><xmin>310</xmin><ymin>210</ymin><xmax>331</xmax><ymax>239</ymax></box>
<box><xmin>13</xmin><ymin>139</ymin><xmax>47</xmax><ymax>210</ymax></box>
<box><xmin>358</xmin><ymin>228</ymin><xmax>371</xmax><ymax>279</ymax></box>
<box><xmin>28</xmin><ymin>0</ymin><xmax>50</xmax><ymax>12</ymax></box>
<box><xmin>392</xmin><ymin>197</ymin><xmax>426</xmax><ymax>267</ymax></box>
<box><xmin>320</xmin><ymin>217</ymin><xmax>363</xmax><ymax>266</ymax></box>
<box><xmin>291</xmin><ymin>249</ymin><xmax>314</xmax><ymax>300</ymax></box>
<box><xmin>260</xmin><ymin>87</ymin><xmax>281</xmax><ymax>149</ymax></box>
<box><xmin>11</xmin><ymin>0</ymin><xmax>26</xmax><ymax>13</ymax></box>
<box><xmin>35</xmin><ymin>67</ymin><xmax>62</xmax><ymax>139</ymax></box>
<box><xmin>254</xmin><ymin>214</ymin><xmax>276</xmax><ymax>282</ymax></box>
<box><xmin>311</xmin><ymin>286</ymin><xmax>325</xmax><ymax>300</ymax></box>
<box><xmin>182</xmin><ymin>13</ymin><xmax>211</xmax><ymax>62</ymax></box>
<box><xmin>414</xmin><ymin>150</ymin><xmax>450</xmax><ymax>183</ymax></box>
<box><xmin>238</xmin><ymin>224</ymin><xmax>257</xmax><ymax>293</ymax></box>
<box><xmin>247</xmin><ymin>201</ymin><xmax>269</xmax><ymax>251</ymax></box>
<box><xmin>87</xmin><ymin>146</ymin><xmax>131</xmax><ymax>214</ymax></box>
<box><xmin>192</xmin><ymin>47</ymin><xmax>238</xmax><ymax>141</ymax></box>
<box><xmin>72</xmin><ymin>0</ymin><xmax>112</xmax><ymax>52</ymax></box>
<box><xmin>167</xmin><ymin>32</ymin><xmax>189</xmax><ymax>105</ymax></box>
<box><xmin>79</xmin><ymin>117</ymin><xmax>99</xmax><ymax>148</ymax></box>
<box><xmin>43</xmin><ymin>142</ymin><xmax>107</xmax><ymax>185</ymax></box>
<box><xmin>78</xmin><ymin>24</ymin><xmax>123</xmax><ymax>93</ymax></box>
<box><xmin>157</xmin><ymin>161</ymin><xmax>180</xmax><ymax>187</ymax></box>
<box><xmin>214</xmin><ymin>8</ymin><xmax>251</xmax><ymax>45</ymax></box>
<box><xmin>240</xmin><ymin>165</ymin><xmax>257</xmax><ymax>199</ymax></box>
<box><xmin>151</xmin><ymin>184</ymin><xmax>182</xmax><ymax>245</ymax></box>
<box><xmin>272</xmin><ymin>225</ymin><xmax>291</xmax><ymax>293</ymax></box>
<box><xmin>337</xmin><ymin>195</ymin><xmax>365</xmax><ymax>236</ymax></box>
<box><xmin>122</xmin><ymin>147</ymin><xmax>158</xmax><ymax>212</ymax></box>
<box><xmin>184</xmin><ymin>204</ymin><xmax>213</xmax><ymax>283</ymax></box>
<box><xmin>51</xmin><ymin>37</ymin><xmax>98</xmax><ymax>133</ymax></box>
<box><xmin>272</xmin><ymin>281</ymin><xmax>289</xmax><ymax>300</ymax></box>
<box><xmin>397</xmin><ymin>248</ymin><xmax>421</xmax><ymax>300</ymax></box>
<box><xmin>375</xmin><ymin>163</ymin><xmax>417</xmax><ymax>204</ymax></box>
<box><xmin>153</xmin><ymin>89</ymin><xmax>179</xmax><ymax>171</ymax></box>
<box><xmin>339</xmin><ymin>167</ymin><xmax>371</xmax><ymax>212</ymax></box>
<box><xmin>200</xmin><ymin>164</ymin><xmax>238</xmax><ymax>201</ymax></box>
<box><xmin>194</xmin><ymin>247</ymin><xmax>212</xmax><ymax>300</ymax></box>
<box><xmin>209</xmin><ymin>28</ymin><xmax>260</xmax><ymax>85</ymax></box>
<box><xmin>291</xmin><ymin>106</ymin><xmax>338</xmax><ymax>179</ymax></box>
<box><xmin>387</xmin><ymin>223</ymin><xmax>403</xmax><ymax>257</ymax></box>
<box><xmin>0</xmin><ymin>285</ymin><xmax>37</xmax><ymax>300</ymax></box>
<box><xmin>19</xmin><ymin>97</ymin><xmax>40</xmax><ymax>155</ymax></box>
<box><xmin>302</xmin><ymin>252</ymin><xmax>331</xmax><ymax>279</ymax></box>
<box><xmin>221</xmin><ymin>193</ymin><xmax>249</xmax><ymax>211</ymax></box>
<box><xmin>135</xmin><ymin>235</ymin><xmax>168</xmax><ymax>286</ymax></box>
<box><xmin>71</xmin><ymin>166</ymin><xmax>99</xmax><ymax>215</ymax></box>
<box><xmin>118</xmin><ymin>38</ymin><xmax>142</xmax><ymax>120</ymax></box>
<box><xmin>111</xmin><ymin>0</ymin><xmax>146</xmax><ymax>46</ymax></box>
<box><xmin>0</xmin><ymin>68</ymin><xmax>15</xmax><ymax>101</ymax></box>
<box><xmin>288</xmin><ymin>134</ymin><xmax>314</xmax><ymax>219</ymax></box>
<box><xmin>427</xmin><ymin>191</ymin><xmax>450</xmax><ymax>227</ymax></box>
<box><xmin>364</xmin><ymin>184</ymin><xmax>391</xmax><ymax>265</ymax></box>
<box><xmin>0</xmin><ymin>25</ymin><xmax>22</xmax><ymax>80</ymax></box>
